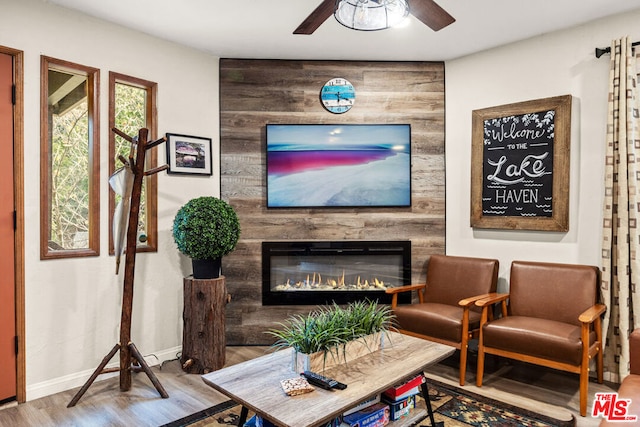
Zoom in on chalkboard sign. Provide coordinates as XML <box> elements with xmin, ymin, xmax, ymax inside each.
<box><xmin>471</xmin><ymin>95</ymin><xmax>571</xmax><ymax>231</ymax></box>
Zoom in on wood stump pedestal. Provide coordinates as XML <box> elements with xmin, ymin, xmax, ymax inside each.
<box><xmin>181</xmin><ymin>276</ymin><xmax>227</xmax><ymax>374</ymax></box>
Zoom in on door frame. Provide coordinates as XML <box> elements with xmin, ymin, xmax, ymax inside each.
<box><xmin>0</xmin><ymin>45</ymin><xmax>25</xmax><ymax>403</ymax></box>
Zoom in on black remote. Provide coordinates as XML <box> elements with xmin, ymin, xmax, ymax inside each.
<box><xmin>301</xmin><ymin>371</ymin><xmax>347</xmax><ymax>390</ymax></box>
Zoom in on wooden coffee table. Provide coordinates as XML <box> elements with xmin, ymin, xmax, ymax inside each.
<box><xmin>202</xmin><ymin>332</ymin><xmax>455</xmax><ymax>427</ymax></box>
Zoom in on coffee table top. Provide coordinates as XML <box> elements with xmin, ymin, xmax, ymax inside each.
<box><xmin>201</xmin><ymin>332</ymin><xmax>455</xmax><ymax>427</ymax></box>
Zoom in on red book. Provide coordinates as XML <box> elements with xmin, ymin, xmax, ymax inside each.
<box><xmin>383</xmin><ymin>374</ymin><xmax>425</xmax><ymax>399</ymax></box>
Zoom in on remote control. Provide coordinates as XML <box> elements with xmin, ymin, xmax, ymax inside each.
<box><xmin>301</xmin><ymin>371</ymin><xmax>347</xmax><ymax>390</ymax></box>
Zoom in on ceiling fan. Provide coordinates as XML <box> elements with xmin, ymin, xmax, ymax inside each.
<box><xmin>294</xmin><ymin>0</ymin><xmax>455</xmax><ymax>34</ymax></box>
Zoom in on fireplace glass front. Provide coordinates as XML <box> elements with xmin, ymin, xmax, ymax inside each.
<box><xmin>262</xmin><ymin>241</ymin><xmax>411</xmax><ymax>306</ymax></box>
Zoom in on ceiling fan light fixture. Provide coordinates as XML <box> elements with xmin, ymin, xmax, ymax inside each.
<box><xmin>334</xmin><ymin>0</ymin><xmax>410</xmax><ymax>31</ymax></box>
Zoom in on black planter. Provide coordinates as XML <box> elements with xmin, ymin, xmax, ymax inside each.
<box><xmin>192</xmin><ymin>258</ymin><xmax>222</xmax><ymax>279</ymax></box>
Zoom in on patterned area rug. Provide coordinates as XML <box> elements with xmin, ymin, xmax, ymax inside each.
<box><xmin>162</xmin><ymin>379</ymin><xmax>575</xmax><ymax>427</ymax></box>
<box><xmin>425</xmin><ymin>380</ymin><xmax>574</xmax><ymax>427</ymax></box>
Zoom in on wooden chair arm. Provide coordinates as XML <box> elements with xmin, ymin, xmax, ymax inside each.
<box><xmin>386</xmin><ymin>284</ymin><xmax>427</xmax><ymax>308</ymax></box>
<box><xmin>477</xmin><ymin>293</ymin><xmax>509</xmax><ymax>320</ymax></box>
<box><xmin>475</xmin><ymin>292</ymin><xmax>509</xmax><ymax>308</ymax></box>
<box><xmin>459</xmin><ymin>293</ymin><xmax>497</xmax><ymax>308</ymax></box>
<box><xmin>578</xmin><ymin>303</ymin><xmax>607</xmax><ymax>323</ymax></box>
<box><xmin>385</xmin><ymin>284</ymin><xmax>426</xmax><ymax>295</ymax></box>
<box><xmin>475</xmin><ymin>292</ymin><xmax>509</xmax><ymax>326</ymax></box>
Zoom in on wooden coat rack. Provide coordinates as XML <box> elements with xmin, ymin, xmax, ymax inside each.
<box><xmin>68</xmin><ymin>128</ymin><xmax>169</xmax><ymax>407</ymax></box>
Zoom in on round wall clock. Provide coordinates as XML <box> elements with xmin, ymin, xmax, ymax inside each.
<box><xmin>320</xmin><ymin>78</ymin><xmax>355</xmax><ymax>114</ymax></box>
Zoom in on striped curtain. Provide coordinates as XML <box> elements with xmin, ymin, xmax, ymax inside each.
<box><xmin>601</xmin><ymin>37</ymin><xmax>640</xmax><ymax>383</ymax></box>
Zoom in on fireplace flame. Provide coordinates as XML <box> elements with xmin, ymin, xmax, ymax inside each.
<box><xmin>275</xmin><ymin>270</ymin><xmax>389</xmax><ymax>292</ymax></box>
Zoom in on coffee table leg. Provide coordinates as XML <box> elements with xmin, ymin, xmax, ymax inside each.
<box><xmin>420</xmin><ymin>380</ymin><xmax>444</xmax><ymax>427</ymax></box>
<box><xmin>237</xmin><ymin>406</ymin><xmax>248</xmax><ymax>426</ymax></box>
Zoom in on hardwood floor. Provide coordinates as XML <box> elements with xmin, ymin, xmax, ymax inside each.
<box><xmin>0</xmin><ymin>347</ymin><xmax>267</xmax><ymax>427</ymax></box>
<box><xmin>0</xmin><ymin>346</ymin><xmax>616</xmax><ymax>427</ymax></box>
<box><xmin>427</xmin><ymin>352</ymin><xmax>615</xmax><ymax>427</ymax></box>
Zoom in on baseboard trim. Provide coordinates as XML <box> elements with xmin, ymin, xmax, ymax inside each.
<box><xmin>26</xmin><ymin>346</ymin><xmax>181</xmax><ymax>401</ymax></box>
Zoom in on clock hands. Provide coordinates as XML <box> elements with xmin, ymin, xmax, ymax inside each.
<box><xmin>334</xmin><ymin>92</ymin><xmax>353</xmax><ymax>104</ymax></box>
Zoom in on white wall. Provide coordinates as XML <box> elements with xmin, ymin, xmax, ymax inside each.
<box><xmin>1</xmin><ymin>0</ymin><xmax>220</xmax><ymax>400</ymax></box>
<box><xmin>445</xmin><ymin>10</ymin><xmax>640</xmax><ymax>290</ymax></box>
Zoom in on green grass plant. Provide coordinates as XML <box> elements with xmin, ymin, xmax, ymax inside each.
<box><xmin>267</xmin><ymin>299</ymin><xmax>395</xmax><ymax>355</ymax></box>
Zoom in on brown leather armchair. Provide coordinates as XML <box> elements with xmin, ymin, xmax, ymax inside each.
<box><xmin>385</xmin><ymin>254</ymin><xmax>499</xmax><ymax>385</ymax></box>
<box><xmin>475</xmin><ymin>260</ymin><xmax>606</xmax><ymax>417</ymax></box>
<box><xmin>600</xmin><ymin>328</ymin><xmax>640</xmax><ymax>425</ymax></box>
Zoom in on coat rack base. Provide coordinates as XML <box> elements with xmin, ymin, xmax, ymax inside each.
<box><xmin>67</xmin><ymin>341</ymin><xmax>168</xmax><ymax>408</ymax></box>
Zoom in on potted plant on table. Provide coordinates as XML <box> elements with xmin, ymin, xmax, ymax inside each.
<box><xmin>172</xmin><ymin>196</ymin><xmax>241</xmax><ymax>279</ymax></box>
<box><xmin>267</xmin><ymin>300</ymin><xmax>395</xmax><ymax>373</ymax></box>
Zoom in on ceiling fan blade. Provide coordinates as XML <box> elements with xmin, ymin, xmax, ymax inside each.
<box><xmin>294</xmin><ymin>0</ymin><xmax>335</xmax><ymax>34</ymax></box>
<box><xmin>410</xmin><ymin>0</ymin><xmax>455</xmax><ymax>31</ymax></box>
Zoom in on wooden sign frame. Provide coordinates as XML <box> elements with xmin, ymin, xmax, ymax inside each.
<box><xmin>470</xmin><ymin>95</ymin><xmax>571</xmax><ymax>231</ymax></box>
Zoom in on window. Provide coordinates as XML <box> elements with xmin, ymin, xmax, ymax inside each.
<box><xmin>108</xmin><ymin>72</ymin><xmax>158</xmax><ymax>254</ymax></box>
<box><xmin>40</xmin><ymin>56</ymin><xmax>99</xmax><ymax>259</ymax></box>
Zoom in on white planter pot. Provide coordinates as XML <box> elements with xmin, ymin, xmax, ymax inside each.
<box><xmin>291</xmin><ymin>332</ymin><xmax>386</xmax><ymax>374</ymax></box>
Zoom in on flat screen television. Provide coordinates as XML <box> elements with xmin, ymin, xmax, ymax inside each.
<box><xmin>266</xmin><ymin>124</ymin><xmax>411</xmax><ymax>208</ymax></box>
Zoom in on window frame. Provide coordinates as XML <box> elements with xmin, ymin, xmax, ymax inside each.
<box><xmin>40</xmin><ymin>56</ymin><xmax>100</xmax><ymax>260</ymax></box>
<box><xmin>108</xmin><ymin>72</ymin><xmax>158</xmax><ymax>255</ymax></box>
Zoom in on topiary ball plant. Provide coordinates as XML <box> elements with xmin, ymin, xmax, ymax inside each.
<box><xmin>172</xmin><ymin>196</ymin><xmax>241</xmax><ymax>278</ymax></box>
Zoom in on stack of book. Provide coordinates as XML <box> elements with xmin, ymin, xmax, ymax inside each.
<box><xmin>381</xmin><ymin>374</ymin><xmax>424</xmax><ymax>422</ymax></box>
<box><xmin>245</xmin><ymin>415</ymin><xmax>341</xmax><ymax>427</ymax></box>
<box><xmin>341</xmin><ymin>402</ymin><xmax>389</xmax><ymax>427</ymax></box>
<box><xmin>339</xmin><ymin>374</ymin><xmax>425</xmax><ymax>426</ymax></box>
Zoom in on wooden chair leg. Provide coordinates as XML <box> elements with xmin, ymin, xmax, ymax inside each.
<box><xmin>476</xmin><ymin>316</ymin><xmax>487</xmax><ymax>387</ymax></box>
<box><xmin>579</xmin><ymin>325</ymin><xmax>590</xmax><ymax>417</ymax></box>
<box><xmin>597</xmin><ymin>346</ymin><xmax>604</xmax><ymax>384</ymax></box>
<box><xmin>459</xmin><ymin>341</ymin><xmax>467</xmax><ymax>386</ymax></box>
<box><xmin>579</xmin><ymin>364</ymin><xmax>588</xmax><ymax>417</ymax></box>
<box><xmin>459</xmin><ymin>309</ymin><xmax>471</xmax><ymax>386</ymax></box>
<box><xmin>476</xmin><ymin>345</ymin><xmax>485</xmax><ymax>387</ymax></box>
<box><xmin>596</xmin><ymin>318</ymin><xmax>604</xmax><ymax>384</ymax></box>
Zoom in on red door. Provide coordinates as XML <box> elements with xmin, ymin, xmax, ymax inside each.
<box><xmin>0</xmin><ymin>52</ymin><xmax>16</xmax><ymax>402</ymax></box>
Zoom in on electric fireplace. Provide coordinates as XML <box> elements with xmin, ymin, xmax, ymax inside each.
<box><xmin>262</xmin><ymin>240</ymin><xmax>411</xmax><ymax>306</ymax></box>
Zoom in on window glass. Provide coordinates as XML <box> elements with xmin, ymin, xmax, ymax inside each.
<box><xmin>109</xmin><ymin>72</ymin><xmax>157</xmax><ymax>253</ymax></box>
<box><xmin>40</xmin><ymin>57</ymin><xmax>99</xmax><ymax>259</ymax></box>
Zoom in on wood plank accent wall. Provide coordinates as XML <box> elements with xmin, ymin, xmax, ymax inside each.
<box><xmin>219</xmin><ymin>59</ymin><xmax>445</xmax><ymax>345</ymax></box>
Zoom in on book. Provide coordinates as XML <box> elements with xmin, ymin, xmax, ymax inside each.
<box><xmin>383</xmin><ymin>386</ymin><xmax>420</xmax><ymax>402</ymax></box>
<box><xmin>383</xmin><ymin>374</ymin><xmax>425</xmax><ymax>399</ymax></box>
<box><xmin>382</xmin><ymin>394</ymin><xmax>417</xmax><ymax>421</ymax></box>
<box><xmin>245</xmin><ymin>415</ymin><xmax>340</xmax><ymax>427</ymax></box>
<box><xmin>243</xmin><ymin>415</ymin><xmax>276</xmax><ymax>427</ymax></box>
<box><xmin>341</xmin><ymin>402</ymin><xmax>390</xmax><ymax>427</ymax></box>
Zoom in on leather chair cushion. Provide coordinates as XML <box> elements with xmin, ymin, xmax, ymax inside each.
<box><xmin>482</xmin><ymin>315</ymin><xmax>595</xmax><ymax>366</ymax></box>
<box><xmin>631</xmin><ymin>329</ymin><xmax>640</xmax><ymax>375</ymax></box>
<box><xmin>618</xmin><ymin>376</ymin><xmax>640</xmax><ymax>418</ymax></box>
<box><xmin>599</xmin><ymin>329</ymin><xmax>640</xmax><ymax>426</ymax></box>
<box><xmin>394</xmin><ymin>302</ymin><xmax>482</xmax><ymax>343</ymax></box>
<box><xmin>599</xmin><ymin>375</ymin><xmax>640</xmax><ymax>426</ymax></box>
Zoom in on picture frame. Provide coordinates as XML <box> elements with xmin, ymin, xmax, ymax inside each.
<box><xmin>470</xmin><ymin>95</ymin><xmax>572</xmax><ymax>231</ymax></box>
<box><xmin>165</xmin><ymin>133</ymin><xmax>213</xmax><ymax>176</ymax></box>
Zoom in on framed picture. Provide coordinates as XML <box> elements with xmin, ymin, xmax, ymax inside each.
<box><xmin>165</xmin><ymin>133</ymin><xmax>213</xmax><ymax>175</ymax></box>
<box><xmin>470</xmin><ymin>95</ymin><xmax>572</xmax><ymax>231</ymax></box>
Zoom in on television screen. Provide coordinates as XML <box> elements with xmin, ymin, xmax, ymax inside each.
<box><xmin>266</xmin><ymin>124</ymin><xmax>411</xmax><ymax>208</ymax></box>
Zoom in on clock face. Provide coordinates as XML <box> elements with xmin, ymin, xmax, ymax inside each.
<box><xmin>320</xmin><ymin>78</ymin><xmax>355</xmax><ymax>114</ymax></box>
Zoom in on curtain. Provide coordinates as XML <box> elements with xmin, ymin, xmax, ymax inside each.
<box><xmin>601</xmin><ymin>37</ymin><xmax>640</xmax><ymax>383</ymax></box>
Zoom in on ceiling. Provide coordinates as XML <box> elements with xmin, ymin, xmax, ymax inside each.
<box><xmin>46</xmin><ymin>0</ymin><xmax>640</xmax><ymax>61</ymax></box>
